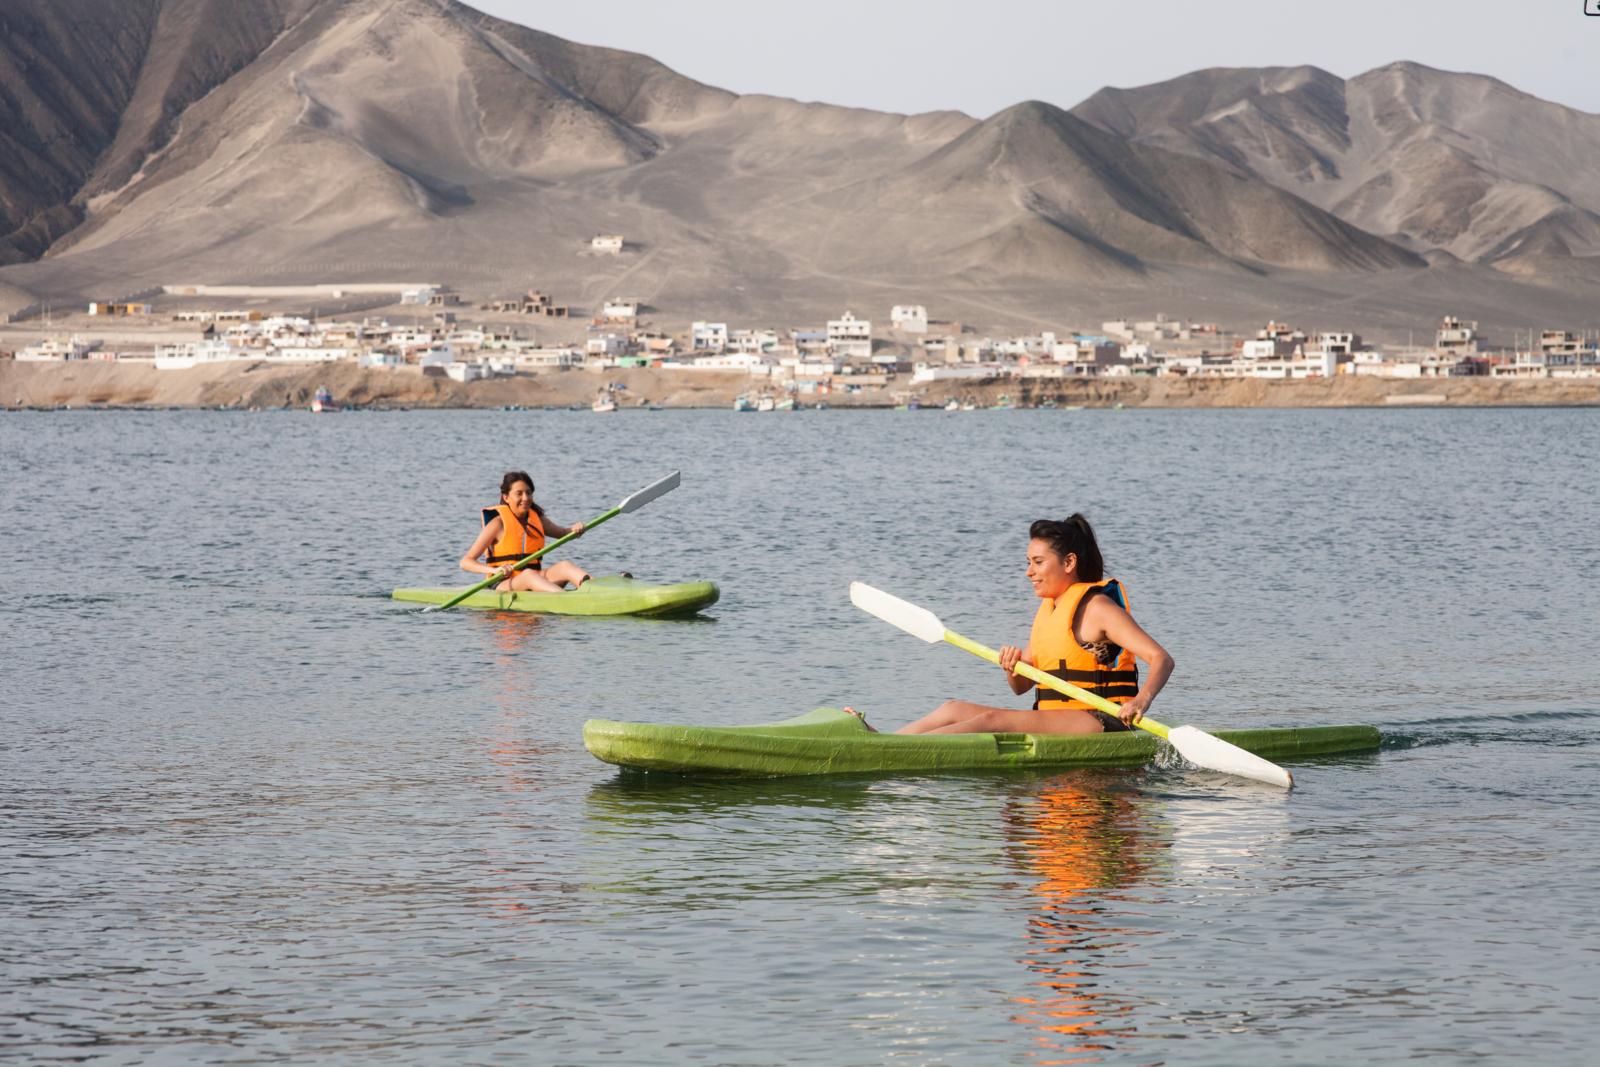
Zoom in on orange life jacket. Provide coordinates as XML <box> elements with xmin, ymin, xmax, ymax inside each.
<box><xmin>1029</xmin><ymin>578</ymin><xmax>1139</xmax><ymax>710</ymax></box>
<box><xmin>483</xmin><ymin>503</ymin><xmax>545</xmax><ymax>570</ymax></box>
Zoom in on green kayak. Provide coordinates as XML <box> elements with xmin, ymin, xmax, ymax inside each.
<box><xmin>393</xmin><ymin>574</ymin><xmax>719</xmax><ymax>617</ymax></box>
<box><xmin>583</xmin><ymin>707</ymin><xmax>1381</xmax><ymax>777</ymax></box>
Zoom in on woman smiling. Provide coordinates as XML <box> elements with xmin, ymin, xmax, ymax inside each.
<box><xmin>893</xmin><ymin>514</ymin><xmax>1174</xmax><ymax>735</ymax></box>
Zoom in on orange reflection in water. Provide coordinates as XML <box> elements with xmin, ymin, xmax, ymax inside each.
<box><xmin>482</xmin><ymin>612</ymin><xmax>559</xmax><ymax>792</ymax></box>
<box><xmin>475</xmin><ymin>612</ymin><xmax>565</xmax><ymax>922</ymax></box>
<box><xmin>1004</xmin><ymin>775</ymin><xmax>1163</xmax><ymax>1065</ymax></box>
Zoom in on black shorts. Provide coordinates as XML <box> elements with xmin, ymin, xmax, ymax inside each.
<box><xmin>1088</xmin><ymin>708</ymin><xmax>1133</xmax><ymax>733</ymax></box>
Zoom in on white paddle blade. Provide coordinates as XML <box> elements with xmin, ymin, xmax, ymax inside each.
<box><xmin>849</xmin><ymin>582</ymin><xmax>946</xmax><ymax>644</ymax></box>
<box><xmin>1168</xmin><ymin>726</ymin><xmax>1294</xmax><ymax>789</ymax></box>
<box><xmin>619</xmin><ymin>470</ymin><xmax>680</xmax><ymax>513</ymax></box>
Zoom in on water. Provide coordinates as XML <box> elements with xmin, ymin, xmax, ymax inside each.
<box><xmin>2</xmin><ymin>408</ymin><xmax>1597</xmax><ymax>1065</ymax></box>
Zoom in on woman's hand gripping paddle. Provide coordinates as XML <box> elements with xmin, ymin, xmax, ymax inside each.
<box><xmin>424</xmin><ymin>471</ymin><xmax>682</xmax><ymax>613</ymax></box>
<box><xmin>848</xmin><ymin>582</ymin><xmax>1293</xmax><ymax>788</ymax></box>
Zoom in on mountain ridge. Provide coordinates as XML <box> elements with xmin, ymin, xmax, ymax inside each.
<box><xmin>3</xmin><ymin>0</ymin><xmax>1599</xmax><ymax>337</ymax></box>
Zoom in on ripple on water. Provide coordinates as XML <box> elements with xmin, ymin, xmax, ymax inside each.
<box><xmin>3</xmin><ymin>409</ymin><xmax>1598</xmax><ymax>1064</ymax></box>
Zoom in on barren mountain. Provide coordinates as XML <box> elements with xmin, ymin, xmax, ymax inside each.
<box><xmin>2</xmin><ymin>0</ymin><xmax>1599</xmax><ymax>337</ymax></box>
<box><xmin>1073</xmin><ymin>62</ymin><xmax>1600</xmax><ymax>273</ymax></box>
<box><xmin>800</xmin><ymin>100</ymin><xmax>1421</xmax><ymax>281</ymax></box>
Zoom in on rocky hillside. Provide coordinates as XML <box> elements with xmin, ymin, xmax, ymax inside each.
<box><xmin>1072</xmin><ymin>62</ymin><xmax>1600</xmax><ymax>277</ymax></box>
<box><xmin>2</xmin><ymin>0</ymin><xmax>1598</xmax><ymax>336</ymax></box>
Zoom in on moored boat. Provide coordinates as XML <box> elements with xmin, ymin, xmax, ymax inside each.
<box><xmin>583</xmin><ymin>706</ymin><xmax>1381</xmax><ymax>777</ymax></box>
<box><xmin>394</xmin><ymin>574</ymin><xmax>718</xmax><ymax>617</ymax></box>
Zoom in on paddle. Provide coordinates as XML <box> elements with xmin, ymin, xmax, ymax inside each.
<box><xmin>848</xmin><ymin>582</ymin><xmax>1293</xmax><ymax>788</ymax></box>
<box><xmin>424</xmin><ymin>471</ymin><xmax>681</xmax><ymax>613</ymax></box>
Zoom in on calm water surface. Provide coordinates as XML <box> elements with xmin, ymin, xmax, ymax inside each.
<box><xmin>2</xmin><ymin>408</ymin><xmax>1597</xmax><ymax>1065</ymax></box>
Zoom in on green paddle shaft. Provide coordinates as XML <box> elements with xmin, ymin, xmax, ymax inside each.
<box><xmin>941</xmin><ymin>630</ymin><xmax>1172</xmax><ymax>740</ymax></box>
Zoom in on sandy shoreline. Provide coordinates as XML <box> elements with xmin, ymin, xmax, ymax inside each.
<box><xmin>3</xmin><ymin>360</ymin><xmax>1598</xmax><ymax>410</ymax></box>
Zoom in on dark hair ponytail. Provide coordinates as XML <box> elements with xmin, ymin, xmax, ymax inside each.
<box><xmin>1029</xmin><ymin>513</ymin><xmax>1104</xmax><ymax>581</ymax></box>
<box><xmin>500</xmin><ymin>470</ymin><xmax>547</xmax><ymax>522</ymax></box>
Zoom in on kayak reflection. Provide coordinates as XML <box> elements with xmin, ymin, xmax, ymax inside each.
<box><xmin>1002</xmin><ymin>771</ymin><xmax>1167</xmax><ymax>1062</ymax></box>
<box><xmin>489</xmin><ymin>610</ymin><xmax>546</xmax><ymax>656</ymax></box>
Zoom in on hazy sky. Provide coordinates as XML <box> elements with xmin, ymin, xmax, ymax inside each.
<box><xmin>472</xmin><ymin>0</ymin><xmax>1600</xmax><ymax>118</ymax></box>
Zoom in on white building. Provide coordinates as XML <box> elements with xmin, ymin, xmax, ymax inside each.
<box><xmin>1316</xmin><ymin>332</ymin><xmax>1361</xmax><ymax>358</ymax></box>
<box><xmin>445</xmin><ymin>360</ymin><xmax>490</xmax><ymax>383</ymax></box>
<box><xmin>389</xmin><ymin>329</ymin><xmax>436</xmax><ymax>352</ymax></box>
<box><xmin>16</xmin><ymin>336</ymin><xmax>99</xmax><ymax>361</ymax></box>
<box><xmin>1235</xmin><ymin>350</ymin><xmax>1338</xmax><ymax>379</ymax></box>
<box><xmin>587</xmin><ymin>333</ymin><xmax>630</xmax><ymax>357</ymax></box>
<box><xmin>729</xmin><ymin>328</ymin><xmax>781</xmax><ymax>353</ymax></box>
<box><xmin>446</xmin><ymin>327</ymin><xmax>487</xmax><ymax>350</ymax></box>
<box><xmin>1051</xmin><ymin>340</ymin><xmax>1124</xmax><ymax>374</ymax></box>
<box><xmin>153</xmin><ymin>338</ymin><xmax>249</xmax><ymax>370</ymax></box>
<box><xmin>691</xmin><ymin>321</ymin><xmax>729</xmax><ymax>352</ymax></box>
<box><xmin>665</xmin><ymin>352</ymin><xmax>769</xmax><ymax>372</ymax></box>
<box><xmin>515</xmin><ymin>347</ymin><xmax>582</xmax><ymax>369</ymax></box>
<box><xmin>1241</xmin><ymin>338</ymin><xmax>1297</xmax><ymax>360</ymax></box>
<box><xmin>1133</xmin><ymin>314</ymin><xmax>1179</xmax><ymax>340</ymax></box>
<box><xmin>827</xmin><ymin>311</ymin><xmax>872</xmax><ymax>359</ymax></box>
<box><xmin>602</xmin><ymin>299</ymin><xmax>640</xmax><ymax>323</ymax></box>
<box><xmin>418</xmin><ymin>344</ymin><xmax>458</xmax><ymax>368</ymax></box>
<box><xmin>264</xmin><ymin>345</ymin><xmax>351</xmax><ymax>363</ymax></box>
<box><xmin>912</xmin><ymin>364</ymin><xmax>998</xmax><ymax>383</ymax></box>
<box><xmin>890</xmin><ymin>305</ymin><xmax>928</xmax><ymax>333</ymax></box>
<box><xmin>591</xmin><ymin>235</ymin><xmax>624</xmax><ymax>254</ymax></box>
<box><xmin>1437</xmin><ymin>317</ymin><xmax>1481</xmax><ymax>354</ymax></box>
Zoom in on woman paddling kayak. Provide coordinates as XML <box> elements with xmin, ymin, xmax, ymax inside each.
<box><xmin>887</xmin><ymin>514</ymin><xmax>1174</xmax><ymax>735</ymax></box>
<box><xmin>459</xmin><ymin>471</ymin><xmax>592</xmax><ymax>592</ymax></box>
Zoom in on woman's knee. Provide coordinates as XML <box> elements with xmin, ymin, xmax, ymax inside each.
<box><xmin>962</xmin><ymin>709</ymin><xmax>1010</xmax><ymax>732</ymax></box>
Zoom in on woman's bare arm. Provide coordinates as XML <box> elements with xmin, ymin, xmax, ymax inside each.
<box><xmin>999</xmin><ymin>643</ymin><xmax>1035</xmax><ymax>696</ymax></box>
<box><xmin>542</xmin><ymin>518</ymin><xmax>585</xmax><ymax>540</ymax></box>
<box><xmin>1083</xmin><ymin>596</ymin><xmax>1174</xmax><ymax>724</ymax></box>
<box><xmin>459</xmin><ymin>519</ymin><xmax>504</xmax><ymax>576</ymax></box>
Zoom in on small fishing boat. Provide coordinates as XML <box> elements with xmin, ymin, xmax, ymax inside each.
<box><xmin>583</xmin><ymin>707</ymin><xmax>1381</xmax><ymax>777</ymax></box>
<box><xmin>733</xmin><ymin>395</ymin><xmax>755</xmax><ymax>412</ymax></box>
<box><xmin>311</xmin><ymin>385</ymin><xmax>335</xmax><ymax>413</ymax></box>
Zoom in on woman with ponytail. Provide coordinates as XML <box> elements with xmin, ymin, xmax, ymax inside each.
<box><xmin>458</xmin><ymin>471</ymin><xmax>592</xmax><ymax>593</ymax></box>
<box><xmin>891</xmin><ymin>513</ymin><xmax>1173</xmax><ymax>735</ymax></box>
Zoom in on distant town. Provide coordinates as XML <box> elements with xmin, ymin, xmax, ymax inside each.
<box><xmin>6</xmin><ymin>257</ymin><xmax>1600</xmax><ymax>406</ymax></box>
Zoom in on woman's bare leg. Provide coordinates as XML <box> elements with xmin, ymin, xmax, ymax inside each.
<box><xmin>897</xmin><ymin>700</ymin><xmax>1016</xmax><ymax>734</ymax></box>
<box><xmin>543</xmin><ymin>560</ymin><xmax>592</xmax><ymax>588</ymax></box>
<box><xmin>924</xmin><ymin>707</ymin><xmax>1110</xmax><ymax>735</ymax></box>
<box><xmin>501</xmin><ymin>568</ymin><xmax>564</xmax><ymax>593</ymax></box>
